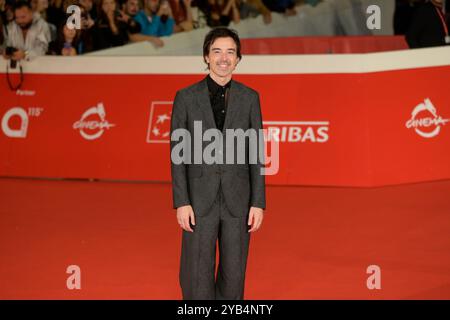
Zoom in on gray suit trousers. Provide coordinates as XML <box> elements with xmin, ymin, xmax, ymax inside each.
<box><xmin>179</xmin><ymin>185</ymin><xmax>251</xmax><ymax>300</ymax></box>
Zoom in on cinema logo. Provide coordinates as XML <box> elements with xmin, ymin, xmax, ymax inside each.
<box><xmin>263</xmin><ymin>121</ymin><xmax>330</xmax><ymax>143</ymax></box>
<box><xmin>73</xmin><ymin>102</ymin><xmax>116</xmax><ymax>140</ymax></box>
<box><xmin>405</xmin><ymin>98</ymin><xmax>449</xmax><ymax>138</ymax></box>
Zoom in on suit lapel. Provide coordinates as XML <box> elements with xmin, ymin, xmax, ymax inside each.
<box><xmin>196</xmin><ymin>77</ymin><xmax>216</xmax><ymax>131</ymax></box>
<box><xmin>195</xmin><ymin>77</ymin><xmax>240</xmax><ymax>134</ymax></box>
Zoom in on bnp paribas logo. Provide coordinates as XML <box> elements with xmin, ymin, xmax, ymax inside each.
<box><xmin>405</xmin><ymin>98</ymin><xmax>449</xmax><ymax>138</ymax></box>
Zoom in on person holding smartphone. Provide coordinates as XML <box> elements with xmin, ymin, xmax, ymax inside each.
<box><xmin>92</xmin><ymin>0</ymin><xmax>130</xmax><ymax>50</ymax></box>
<box><xmin>134</xmin><ymin>0</ymin><xmax>175</xmax><ymax>37</ymax></box>
<box><xmin>48</xmin><ymin>23</ymin><xmax>79</xmax><ymax>55</ymax></box>
<box><xmin>122</xmin><ymin>0</ymin><xmax>164</xmax><ymax>47</ymax></box>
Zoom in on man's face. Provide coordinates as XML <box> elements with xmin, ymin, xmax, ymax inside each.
<box><xmin>63</xmin><ymin>24</ymin><xmax>76</xmax><ymax>40</ymax></box>
<box><xmin>145</xmin><ymin>0</ymin><xmax>160</xmax><ymax>13</ymax></box>
<box><xmin>205</xmin><ymin>37</ymin><xmax>240</xmax><ymax>79</ymax></box>
<box><xmin>124</xmin><ymin>0</ymin><xmax>139</xmax><ymax>16</ymax></box>
<box><xmin>15</xmin><ymin>7</ymin><xmax>33</xmax><ymax>29</ymax></box>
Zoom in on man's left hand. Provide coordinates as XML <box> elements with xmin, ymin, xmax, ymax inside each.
<box><xmin>12</xmin><ymin>50</ymin><xmax>25</xmax><ymax>61</ymax></box>
<box><xmin>248</xmin><ymin>206</ymin><xmax>264</xmax><ymax>233</ymax></box>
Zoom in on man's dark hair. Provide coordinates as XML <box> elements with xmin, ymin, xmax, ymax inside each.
<box><xmin>203</xmin><ymin>27</ymin><xmax>242</xmax><ymax>68</ymax></box>
<box><xmin>13</xmin><ymin>0</ymin><xmax>32</xmax><ymax>11</ymax></box>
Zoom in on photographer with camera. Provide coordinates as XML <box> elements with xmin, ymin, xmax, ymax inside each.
<box><xmin>2</xmin><ymin>0</ymin><xmax>50</xmax><ymax>62</ymax></box>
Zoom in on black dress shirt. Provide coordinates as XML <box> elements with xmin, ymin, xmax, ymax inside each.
<box><xmin>206</xmin><ymin>74</ymin><xmax>231</xmax><ymax>132</ymax></box>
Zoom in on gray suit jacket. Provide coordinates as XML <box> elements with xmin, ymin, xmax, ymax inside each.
<box><xmin>170</xmin><ymin>77</ymin><xmax>266</xmax><ymax>217</ymax></box>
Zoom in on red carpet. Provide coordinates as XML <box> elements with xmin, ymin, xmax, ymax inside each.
<box><xmin>1</xmin><ymin>177</ymin><xmax>449</xmax><ymax>299</ymax></box>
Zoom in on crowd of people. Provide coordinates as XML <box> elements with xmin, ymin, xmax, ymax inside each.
<box><xmin>0</xmin><ymin>0</ymin><xmax>449</xmax><ymax>62</ymax></box>
<box><xmin>0</xmin><ymin>0</ymin><xmax>307</xmax><ymax>60</ymax></box>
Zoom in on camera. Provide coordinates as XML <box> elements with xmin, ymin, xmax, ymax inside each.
<box><xmin>160</xmin><ymin>14</ymin><xmax>169</xmax><ymax>23</ymax></box>
<box><xmin>5</xmin><ymin>46</ymin><xmax>18</xmax><ymax>69</ymax></box>
<box><xmin>5</xmin><ymin>46</ymin><xmax>18</xmax><ymax>56</ymax></box>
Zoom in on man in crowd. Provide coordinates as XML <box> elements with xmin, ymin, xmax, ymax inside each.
<box><xmin>3</xmin><ymin>0</ymin><xmax>50</xmax><ymax>61</ymax></box>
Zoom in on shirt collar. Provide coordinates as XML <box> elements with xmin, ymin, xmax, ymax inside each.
<box><xmin>206</xmin><ymin>74</ymin><xmax>231</xmax><ymax>95</ymax></box>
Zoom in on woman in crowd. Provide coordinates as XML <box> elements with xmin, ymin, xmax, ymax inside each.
<box><xmin>200</xmin><ymin>0</ymin><xmax>241</xmax><ymax>27</ymax></box>
<box><xmin>93</xmin><ymin>0</ymin><xmax>130</xmax><ymax>50</ymax></box>
<box><xmin>49</xmin><ymin>22</ymin><xmax>81</xmax><ymax>55</ymax></box>
<box><xmin>169</xmin><ymin>0</ymin><xmax>194</xmax><ymax>32</ymax></box>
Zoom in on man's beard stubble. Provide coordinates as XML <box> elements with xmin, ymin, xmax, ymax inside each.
<box><xmin>19</xmin><ymin>21</ymin><xmax>32</xmax><ymax>30</ymax></box>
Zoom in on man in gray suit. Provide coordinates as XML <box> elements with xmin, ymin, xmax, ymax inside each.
<box><xmin>170</xmin><ymin>27</ymin><xmax>266</xmax><ymax>300</ymax></box>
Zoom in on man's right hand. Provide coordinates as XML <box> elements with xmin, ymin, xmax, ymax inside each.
<box><xmin>176</xmin><ymin>205</ymin><xmax>195</xmax><ymax>232</ymax></box>
<box><xmin>106</xmin><ymin>9</ymin><xmax>115</xmax><ymax>21</ymax></box>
